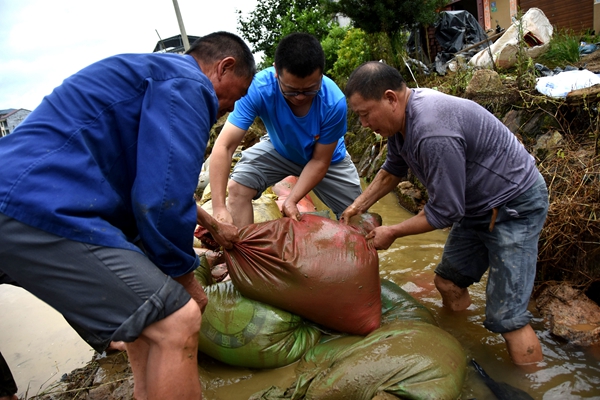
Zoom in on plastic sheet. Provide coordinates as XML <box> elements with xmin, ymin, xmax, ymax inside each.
<box><xmin>434</xmin><ymin>10</ymin><xmax>489</xmax><ymax>75</ymax></box>
<box><xmin>435</xmin><ymin>10</ymin><xmax>488</xmax><ymax>54</ymax></box>
<box><xmin>535</xmin><ymin>69</ymin><xmax>600</xmax><ymax>98</ymax></box>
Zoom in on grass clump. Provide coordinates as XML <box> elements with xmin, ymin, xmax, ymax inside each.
<box><xmin>535</xmin><ymin>29</ymin><xmax>582</xmax><ymax>69</ymax></box>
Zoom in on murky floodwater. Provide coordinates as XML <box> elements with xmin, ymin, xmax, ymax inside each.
<box><xmin>369</xmin><ymin>189</ymin><xmax>600</xmax><ymax>400</ymax></box>
<box><xmin>0</xmin><ymin>286</ymin><xmax>92</xmax><ymax>398</ymax></box>
<box><xmin>2</xmin><ymin>187</ymin><xmax>600</xmax><ymax>399</ymax></box>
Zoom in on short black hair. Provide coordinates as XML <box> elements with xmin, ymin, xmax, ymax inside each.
<box><xmin>274</xmin><ymin>32</ymin><xmax>325</xmax><ymax>78</ymax></box>
<box><xmin>345</xmin><ymin>61</ymin><xmax>406</xmax><ymax>100</ymax></box>
<box><xmin>186</xmin><ymin>31</ymin><xmax>256</xmax><ymax>78</ymax></box>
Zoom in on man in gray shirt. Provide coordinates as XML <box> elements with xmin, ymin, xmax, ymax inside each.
<box><xmin>341</xmin><ymin>61</ymin><xmax>548</xmax><ymax>366</ymax></box>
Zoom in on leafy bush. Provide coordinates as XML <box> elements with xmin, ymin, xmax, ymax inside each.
<box><xmin>535</xmin><ymin>29</ymin><xmax>581</xmax><ymax>69</ymax></box>
<box><xmin>330</xmin><ymin>28</ymin><xmax>372</xmax><ymax>85</ymax></box>
<box><xmin>321</xmin><ymin>25</ymin><xmax>350</xmax><ymax>76</ymax></box>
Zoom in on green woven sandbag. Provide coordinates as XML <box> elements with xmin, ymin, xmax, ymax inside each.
<box><xmin>288</xmin><ymin>320</ymin><xmax>466</xmax><ymax>400</ymax></box>
<box><xmin>193</xmin><ymin>253</ymin><xmax>214</xmax><ymax>287</ymax></box>
<box><xmin>250</xmin><ymin>280</ymin><xmax>467</xmax><ymax>400</ymax></box>
<box><xmin>198</xmin><ymin>280</ymin><xmax>322</xmax><ymax>369</ymax></box>
<box><xmin>380</xmin><ymin>279</ymin><xmax>437</xmax><ymax>326</ymax></box>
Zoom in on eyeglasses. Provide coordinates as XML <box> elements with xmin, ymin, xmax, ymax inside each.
<box><xmin>277</xmin><ymin>76</ymin><xmax>322</xmax><ymax>97</ymax></box>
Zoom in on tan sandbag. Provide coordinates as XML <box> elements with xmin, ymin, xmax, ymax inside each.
<box><xmin>199</xmin><ymin>194</ymin><xmax>282</xmax><ymax>224</ymax></box>
<box><xmin>251</xmin><ymin>194</ymin><xmax>283</xmax><ymax>223</ymax></box>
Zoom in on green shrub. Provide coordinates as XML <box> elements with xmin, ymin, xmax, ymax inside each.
<box><xmin>322</xmin><ymin>25</ymin><xmax>350</xmax><ymax>76</ymax></box>
<box><xmin>330</xmin><ymin>28</ymin><xmax>372</xmax><ymax>85</ymax></box>
<box><xmin>535</xmin><ymin>29</ymin><xmax>581</xmax><ymax>69</ymax></box>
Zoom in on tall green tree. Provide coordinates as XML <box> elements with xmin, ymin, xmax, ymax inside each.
<box><xmin>328</xmin><ymin>0</ymin><xmax>447</xmax><ymax>66</ymax></box>
<box><xmin>237</xmin><ymin>0</ymin><xmax>336</xmax><ymax>68</ymax></box>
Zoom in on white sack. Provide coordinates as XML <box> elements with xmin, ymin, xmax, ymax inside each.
<box><xmin>469</xmin><ymin>8</ymin><xmax>553</xmax><ymax>69</ymax></box>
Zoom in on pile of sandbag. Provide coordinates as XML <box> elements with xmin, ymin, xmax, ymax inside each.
<box><xmin>193</xmin><ymin>176</ymin><xmax>467</xmax><ymax>398</ymax></box>
<box><xmin>246</xmin><ymin>280</ymin><xmax>466</xmax><ymax>400</ymax></box>
<box><xmin>195</xmin><ymin>252</ymin><xmax>467</xmax><ymax>399</ymax></box>
<box><xmin>195</xmin><ymin>257</ymin><xmax>322</xmax><ymax>368</ymax></box>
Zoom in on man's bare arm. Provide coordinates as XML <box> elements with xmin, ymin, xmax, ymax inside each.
<box><xmin>208</xmin><ymin>121</ymin><xmax>247</xmax><ymax>223</ymax></box>
<box><xmin>340</xmin><ymin>169</ymin><xmax>402</xmax><ymax>223</ymax></box>
<box><xmin>281</xmin><ymin>142</ymin><xmax>336</xmax><ymax>220</ymax></box>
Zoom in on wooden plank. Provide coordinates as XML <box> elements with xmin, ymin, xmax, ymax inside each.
<box><xmin>566</xmin><ymin>84</ymin><xmax>600</xmax><ymax>105</ymax></box>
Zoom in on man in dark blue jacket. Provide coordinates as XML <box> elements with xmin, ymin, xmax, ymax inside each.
<box><xmin>0</xmin><ymin>31</ymin><xmax>255</xmax><ymax>399</ymax></box>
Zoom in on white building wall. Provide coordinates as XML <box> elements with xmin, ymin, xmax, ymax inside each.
<box><xmin>7</xmin><ymin>109</ymin><xmax>30</xmax><ymax>131</ymax></box>
<box><xmin>1</xmin><ymin>109</ymin><xmax>31</xmax><ymax>136</ymax></box>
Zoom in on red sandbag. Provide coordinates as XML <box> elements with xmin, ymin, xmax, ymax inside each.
<box><xmin>271</xmin><ymin>176</ymin><xmax>317</xmax><ymax>214</ymax></box>
<box><xmin>224</xmin><ymin>213</ymin><xmax>382</xmax><ymax>335</ymax></box>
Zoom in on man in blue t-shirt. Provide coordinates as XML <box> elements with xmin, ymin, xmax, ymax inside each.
<box><xmin>0</xmin><ymin>32</ymin><xmax>255</xmax><ymax>399</ymax></box>
<box><xmin>341</xmin><ymin>62</ymin><xmax>548</xmax><ymax>366</ymax></box>
<box><xmin>209</xmin><ymin>33</ymin><xmax>362</xmax><ymax>227</ymax></box>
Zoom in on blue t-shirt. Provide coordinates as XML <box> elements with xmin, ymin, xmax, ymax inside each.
<box><xmin>227</xmin><ymin>67</ymin><xmax>348</xmax><ymax>165</ymax></box>
<box><xmin>0</xmin><ymin>53</ymin><xmax>218</xmax><ymax>277</ymax></box>
<box><xmin>382</xmin><ymin>88</ymin><xmax>538</xmax><ymax>229</ymax></box>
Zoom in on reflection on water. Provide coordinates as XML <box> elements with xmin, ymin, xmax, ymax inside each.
<box><xmin>1</xmin><ymin>187</ymin><xmax>600</xmax><ymax>399</ymax></box>
<box><xmin>0</xmin><ymin>286</ymin><xmax>92</xmax><ymax>398</ymax></box>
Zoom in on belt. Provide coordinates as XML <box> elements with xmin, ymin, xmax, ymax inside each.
<box><xmin>488</xmin><ymin>207</ymin><xmax>499</xmax><ymax>232</ymax></box>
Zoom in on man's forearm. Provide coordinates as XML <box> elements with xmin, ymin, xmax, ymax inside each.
<box><xmin>288</xmin><ymin>159</ymin><xmax>329</xmax><ymax>204</ymax></box>
<box><xmin>390</xmin><ymin>209</ymin><xmax>435</xmax><ymax>238</ymax></box>
<box><xmin>196</xmin><ymin>205</ymin><xmax>218</xmax><ymax>231</ymax></box>
<box><xmin>351</xmin><ymin>169</ymin><xmax>402</xmax><ymax>213</ymax></box>
<box><xmin>208</xmin><ymin>146</ymin><xmax>234</xmax><ymax>209</ymax></box>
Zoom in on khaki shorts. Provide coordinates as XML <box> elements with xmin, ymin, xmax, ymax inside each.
<box><xmin>230</xmin><ymin>136</ymin><xmax>362</xmax><ymax>218</ymax></box>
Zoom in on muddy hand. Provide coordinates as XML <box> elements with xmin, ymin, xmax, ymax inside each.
<box><xmin>340</xmin><ymin>204</ymin><xmax>361</xmax><ymax>225</ymax></box>
<box><xmin>174</xmin><ymin>272</ymin><xmax>209</xmax><ymax>313</ymax></box>
<box><xmin>282</xmin><ymin>200</ymin><xmax>302</xmax><ymax>221</ymax></box>
<box><xmin>210</xmin><ymin>220</ymin><xmax>239</xmax><ymax>250</ymax></box>
<box><xmin>365</xmin><ymin>226</ymin><xmax>396</xmax><ymax>250</ymax></box>
<box><xmin>211</xmin><ymin>205</ymin><xmax>234</xmax><ymax>225</ymax></box>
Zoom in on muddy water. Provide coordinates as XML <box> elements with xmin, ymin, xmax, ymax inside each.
<box><xmin>0</xmin><ymin>286</ymin><xmax>92</xmax><ymax>398</ymax></box>
<box><xmin>199</xmin><ymin>190</ymin><xmax>600</xmax><ymax>399</ymax></box>
<box><xmin>366</xmin><ymin>190</ymin><xmax>600</xmax><ymax>400</ymax></box>
<box><xmin>2</xmin><ymin>187</ymin><xmax>600</xmax><ymax>399</ymax></box>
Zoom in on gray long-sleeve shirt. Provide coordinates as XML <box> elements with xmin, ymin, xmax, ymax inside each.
<box><xmin>382</xmin><ymin>88</ymin><xmax>538</xmax><ymax>229</ymax></box>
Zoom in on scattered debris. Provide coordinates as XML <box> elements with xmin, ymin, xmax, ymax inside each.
<box><xmin>535</xmin><ymin>282</ymin><xmax>600</xmax><ymax>346</ymax></box>
<box><xmin>535</xmin><ymin>69</ymin><xmax>600</xmax><ymax>98</ymax></box>
<box><xmin>469</xmin><ymin>7</ymin><xmax>553</xmax><ymax>69</ymax></box>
